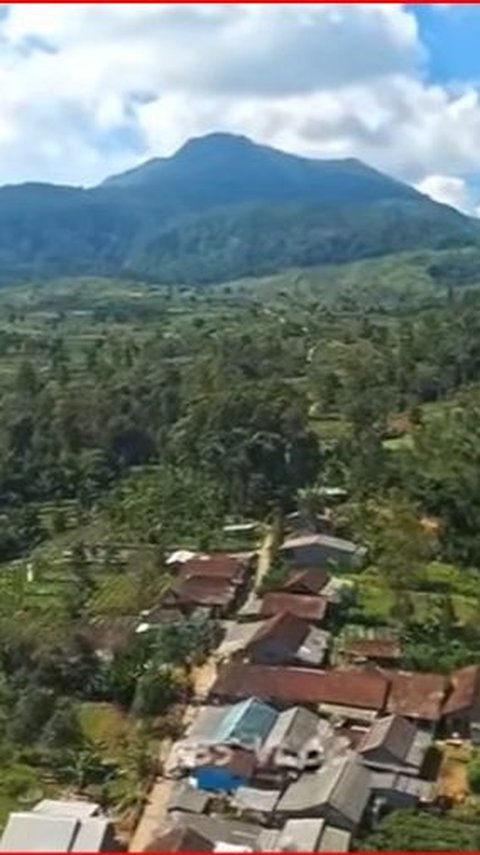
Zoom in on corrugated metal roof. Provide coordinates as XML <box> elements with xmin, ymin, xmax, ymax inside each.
<box><xmin>0</xmin><ymin>815</ymin><xmax>78</xmax><ymax>852</ymax></box>
<box><xmin>319</xmin><ymin>826</ymin><xmax>351</xmax><ymax>851</ymax></box>
<box><xmin>167</xmin><ymin>783</ymin><xmax>211</xmax><ymax>814</ymax></box>
<box><xmin>277</xmin><ymin>755</ymin><xmax>370</xmax><ymax>826</ymax></box>
<box><xmin>262</xmin><ymin>706</ymin><xmax>323</xmax><ymax>757</ymax></box>
<box><xmin>359</xmin><ymin>715</ymin><xmax>417</xmax><ymax>762</ymax></box>
<box><xmin>33</xmin><ymin>800</ymin><xmax>99</xmax><ymax>820</ymax></box>
<box><xmin>71</xmin><ymin>819</ymin><xmax>110</xmax><ymax>852</ymax></box>
<box><xmin>213</xmin><ymin>698</ymin><xmax>278</xmax><ymax>746</ymax></box>
<box><xmin>259</xmin><ymin>593</ymin><xmax>328</xmax><ymax>622</ymax></box>
<box><xmin>231</xmin><ymin>786</ymin><xmax>280</xmax><ymax>814</ymax></box>
<box><xmin>444</xmin><ymin>665</ymin><xmax>480</xmax><ymax>715</ymax></box>
<box><xmin>276</xmin><ymin>818</ymin><xmax>326</xmax><ymax>850</ymax></box>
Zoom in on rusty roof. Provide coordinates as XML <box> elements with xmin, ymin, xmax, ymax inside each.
<box><xmin>248</xmin><ymin>611</ymin><xmax>309</xmax><ymax>650</ymax></box>
<box><xmin>344</xmin><ymin>639</ymin><xmax>402</xmax><ymax>660</ymax></box>
<box><xmin>443</xmin><ymin>665</ymin><xmax>480</xmax><ymax>715</ymax></box>
<box><xmin>385</xmin><ymin>670</ymin><xmax>447</xmax><ymax>722</ymax></box>
<box><xmin>179</xmin><ymin>553</ymin><xmax>247</xmax><ymax>584</ymax></box>
<box><xmin>260</xmin><ymin>593</ymin><xmax>328</xmax><ymax>622</ymax></box>
<box><xmin>173</xmin><ymin>576</ymin><xmax>236</xmax><ymax>607</ymax></box>
<box><xmin>281</xmin><ymin>568</ymin><xmax>330</xmax><ymax>595</ymax></box>
<box><xmin>210</xmin><ymin>665</ymin><xmax>389</xmax><ymax>710</ymax></box>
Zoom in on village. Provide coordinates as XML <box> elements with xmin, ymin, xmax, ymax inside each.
<box><xmin>2</xmin><ymin>503</ymin><xmax>477</xmax><ymax>853</ymax></box>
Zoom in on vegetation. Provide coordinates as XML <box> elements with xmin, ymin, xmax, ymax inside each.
<box><xmin>359</xmin><ymin>809</ymin><xmax>480</xmax><ymax>851</ymax></box>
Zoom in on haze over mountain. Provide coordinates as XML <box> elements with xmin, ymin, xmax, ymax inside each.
<box><xmin>0</xmin><ymin>132</ymin><xmax>477</xmax><ymax>284</ymax></box>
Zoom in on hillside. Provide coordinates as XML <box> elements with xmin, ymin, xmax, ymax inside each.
<box><xmin>0</xmin><ymin>133</ymin><xmax>477</xmax><ymax>284</ymax></box>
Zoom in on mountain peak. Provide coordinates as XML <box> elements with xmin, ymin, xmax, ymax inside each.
<box><xmin>173</xmin><ymin>131</ymin><xmax>255</xmax><ymax>159</ymax></box>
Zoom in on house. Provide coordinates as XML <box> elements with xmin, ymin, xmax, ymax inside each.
<box><xmin>278</xmin><ymin>567</ymin><xmax>330</xmax><ymax>596</ymax></box>
<box><xmin>284</xmin><ymin>510</ymin><xmax>333</xmax><ymax>535</ymax></box>
<box><xmin>259</xmin><ymin>593</ymin><xmax>328</xmax><ymax>625</ymax></box>
<box><xmin>279</xmin><ymin>533</ymin><xmax>366</xmax><ymax>570</ymax></box>
<box><xmin>385</xmin><ymin>670</ymin><xmax>447</xmax><ymax>728</ymax></box>
<box><xmin>0</xmin><ymin>800</ymin><xmax>120</xmax><ymax>853</ymax></box>
<box><xmin>340</xmin><ymin>638</ymin><xmax>402</xmax><ymax>667</ymax></box>
<box><xmin>358</xmin><ymin>714</ymin><xmax>431</xmax><ymax>775</ymax></box>
<box><xmin>275</xmin><ymin>818</ymin><xmax>351</xmax><ymax>852</ymax></box>
<box><xmin>166</xmin><ymin>783</ymin><xmax>211</xmax><ymax>815</ymax></box>
<box><xmin>179</xmin><ymin>554</ymin><xmax>249</xmax><ymax>587</ymax></box>
<box><xmin>276</xmin><ymin>755</ymin><xmax>371</xmax><ymax>832</ymax></box>
<box><xmin>165</xmin><ymin>814</ymin><xmax>270</xmax><ymax>851</ymax></box>
<box><xmin>443</xmin><ymin>665</ymin><xmax>480</xmax><ymax>742</ymax></box>
<box><xmin>370</xmin><ymin>771</ymin><xmax>435</xmax><ymax>811</ymax></box>
<box><xmin>244</xmin><ymin>612</ymin><xmax>329</xmax><ymax>667</ymax></box>
<box><xmin>261</xmin><ymin>707</ymin><xmax>350</xmax><ymax>775</ymax></box>
<box><xmin>145</xmin><ymin>824</ymin><xmax>212</xmax><ymax>852</ymax></box>
<box><xmin>179</xmin><ymin>699</ymin><xmax>278</xmax><ymax>762</ymax></box>
<box><xmin>168</xmin><ymin>576</ymin><xmax>238</xmax><ymax>616</ymax></box>
<box><xmin>230</xmin><ymin>786</ymin><xmax>280</xmax><ymax>823</ymax></box>
<box><xmin>210</xmin><ymin>665</ymin><xmax>389</xmax><ymax>718</ymax></box>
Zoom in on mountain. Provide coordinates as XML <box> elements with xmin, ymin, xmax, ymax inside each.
<box><xmin>0</xmin><ymin>132</ymin><xmax>477</xmax><ymax>284</ymax></box>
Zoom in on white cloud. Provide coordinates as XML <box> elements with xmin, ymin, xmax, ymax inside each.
<box><xmin>0</xmin><ymin>0</ymin><xmax>477</xmax><ymax>211</ymax></box>
<box><xmin>416</xmin><ymin>174</ymin><xmax>474</xmax><ymax>213</ymax></box>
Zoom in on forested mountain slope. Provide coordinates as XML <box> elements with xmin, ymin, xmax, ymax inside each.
<box><xmin>0</xmin><ymin>133</ymin><xmax>477</xmax><ymax>284</ymax></box>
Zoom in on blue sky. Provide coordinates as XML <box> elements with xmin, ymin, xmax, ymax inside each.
<box><xmin>0</xmin><ymin>4</ymin><xmax>480</xmax><ymax>213</ymax></box>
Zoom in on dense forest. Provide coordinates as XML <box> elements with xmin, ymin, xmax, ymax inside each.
<box><xmin>0</xmin><ymin>249</ymin><xmax>480</xmax><ymax>844</ymax></box>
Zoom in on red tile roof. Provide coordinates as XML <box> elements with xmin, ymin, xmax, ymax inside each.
<box><xmin>173</xmin><ymin>576</ymin><xmax>236</xmax><ymax>607</ymax></box>
<box><xmin>260</xmin><ymin>593</ymin><xmax>328</xmax><ymax>622</ymax></box>
<box><xmin>385</xmin><ymin>670</ymin><xmax>447</xmax><ymax>722</ymax></box>
<box><xmin>443</xmin><ymin>665</ymin><xmax>480</xmax><ymax>715</ymax></box>
<box><xmin>210</xmin><ymin>664</ymin><xmax>389</xmax><ymax>710</ymax></box>
<box><xmin>179</xmin><ymin>554</ymin><xmax>247</xmax><ymax>584</ymax></box>
<box><xmin>247</xmin><ymin>611</ymin><xmax>309</xmax><ymax>650</ymax></box>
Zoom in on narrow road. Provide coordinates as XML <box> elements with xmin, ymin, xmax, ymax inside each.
<box><xmin>129</xmin><ymin>660</ymin><xmax>218</xmax><ymax>851</ymax></box>
<box><xmin>255</xmin><ymin>524</ymin><xmax>275</xmax><ymax>589</ymax></box>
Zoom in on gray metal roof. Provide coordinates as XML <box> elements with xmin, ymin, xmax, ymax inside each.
<box><xmin>277</xmin><ymin>755</ymin><xmax>370</xmax><ymax>826</ymax></box>
<box><xmin>71</xmin><ymin>819</ymin><xmax>110</xmax><ymax>852</ymax></box>
<box><xmin>262</xmin><ymin>707</ymin><xmax>324</xmax><ymax>757</ymax></box>
<box><xmin>319</xmin><ymin>826</ymin><xmax>351</xmax><ymax>851</ymax></box>
<box><xmin>216</xmin><ymin>622</ymin><xmax>262</xmax><ymax>658</ymax></box>
<box><xmin>33</xmin><ymin>800</ymin><xmax>100</xmax><ymax>820</ymax></box>
<box><xmin>359</xmin><ymin>715</ymin><xmax>416</xmax><ymax>762</ymax></box>
<box><xmin>231</xmin><ymin>787</ymin><xmax>280</xmax><ymax>814</ymax></box>
<box><xmin>276</xmin><ymin>818</ymin><xmax>326</xmax><ymax>850</ymax></box>
<box><xmin>0</xmin><ymin>814</ymin><xmax>78</xmax><ymax>852</ymax></box>
<box><xmin>181</xmin><ymin>814</ymin><xmax>263</xmax><ymax>849</ymax></box>
<box><xmin>167</xmin><ymin>782</ymin><xmax>211</xmax><ymax>814</ymax></box>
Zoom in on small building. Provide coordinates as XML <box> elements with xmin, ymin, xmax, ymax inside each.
<box><xmin>167</xmin><ymin>814</ymin><xmax>267</xmax><ymax>851</ymax></box>
<box><xmin>278</xmin><ymin>567</ymin><xmax>330</xmax><ymax>596</ymax></box>
<box><xmin>145</xmin><ymin>824</ymin><xmax>212</xmax><ymax>852</ymax></box>
<box><xmin>385</xmin><ymin>670</ymin><xmax>447</xmax><ymax>729</ymax></box>
<box><xmin>230</xmin><ymin>786</ymin><xmax>280</xmax><ymax>823</ymax></box>
<box><xmin>0</xmin><ymin>800</ymin><xmax>120</xmax><ymax>853</ymax></box>
<box><xmin>276</xmin><ymin>818</ymin><xmax>351</xmax><ymax>852</ymax></box>
<box><xmin>276</xmin><ymin>755</ymin><xmax>371</xmax><ymax>832</ymax></box>
<box><xmin>167</xmin><ymin>783</ymin><xmax>211</xmax><ymax>815</ymax></box>
<box><xmin>370</xmin><ymin>771</ymin><xmax>435</xmax><ymax>811</ymax></box>
<box><xmin>358</xmin><ymin>714</ymin><xmax>431</xmax><ymax>775</ymax></box>
<box><xmin>261</xmin><ymin>707</ymin><xmax>350</xmax><ymax>775</ymax></box>
<box><xmin>279</xmin><ymin>533</ymin><xmax>366</xmax><ymax>571</ymax></box>
<box><xmin>179</xmin><ymin>554</ymin><xmax>249</xmax><ymax>587</ymax></box>
<box><xmin>244</xmin><ymin>612</ymin><xmax>329</xmax><ymax>668</ymax></box>
<box><xmin>168</xmin><ymin>576</ymin><xmax>238</xmax><ymax>617</ymax></box>
<box><xmin>178</xmin><ymin>698</ymin><xmax>278</xmax><ymax>766</ymax></box>
<box><xmin>259</xmin><ymin>593</ymin><xmax>328</xmax><ymax>625</ymax></box>
<box><xmin>443</xmin><ymin>665</ymin><xmax>480</xmax><ymax>742</ymax></box>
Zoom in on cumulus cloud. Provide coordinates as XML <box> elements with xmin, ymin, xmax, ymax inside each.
<box><xmin>416</xmin><ymin>174</ymin><xmax>475</xmax><ymax>213</ymax></box>
<box><xmin>0</xmin><ymin>1</ymin><xmax>478</xmax><ymax>209</ymax></box>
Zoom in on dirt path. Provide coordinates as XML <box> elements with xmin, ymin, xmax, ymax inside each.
<box><xmin>129</xmin><ymin>659</ymin><xmax>218</xmax><ymax>850</ymax></box>
<box><xmin>255</xmin><ymin>524</ymin><xmax>275</xmax><ymax>589</ymax></box>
